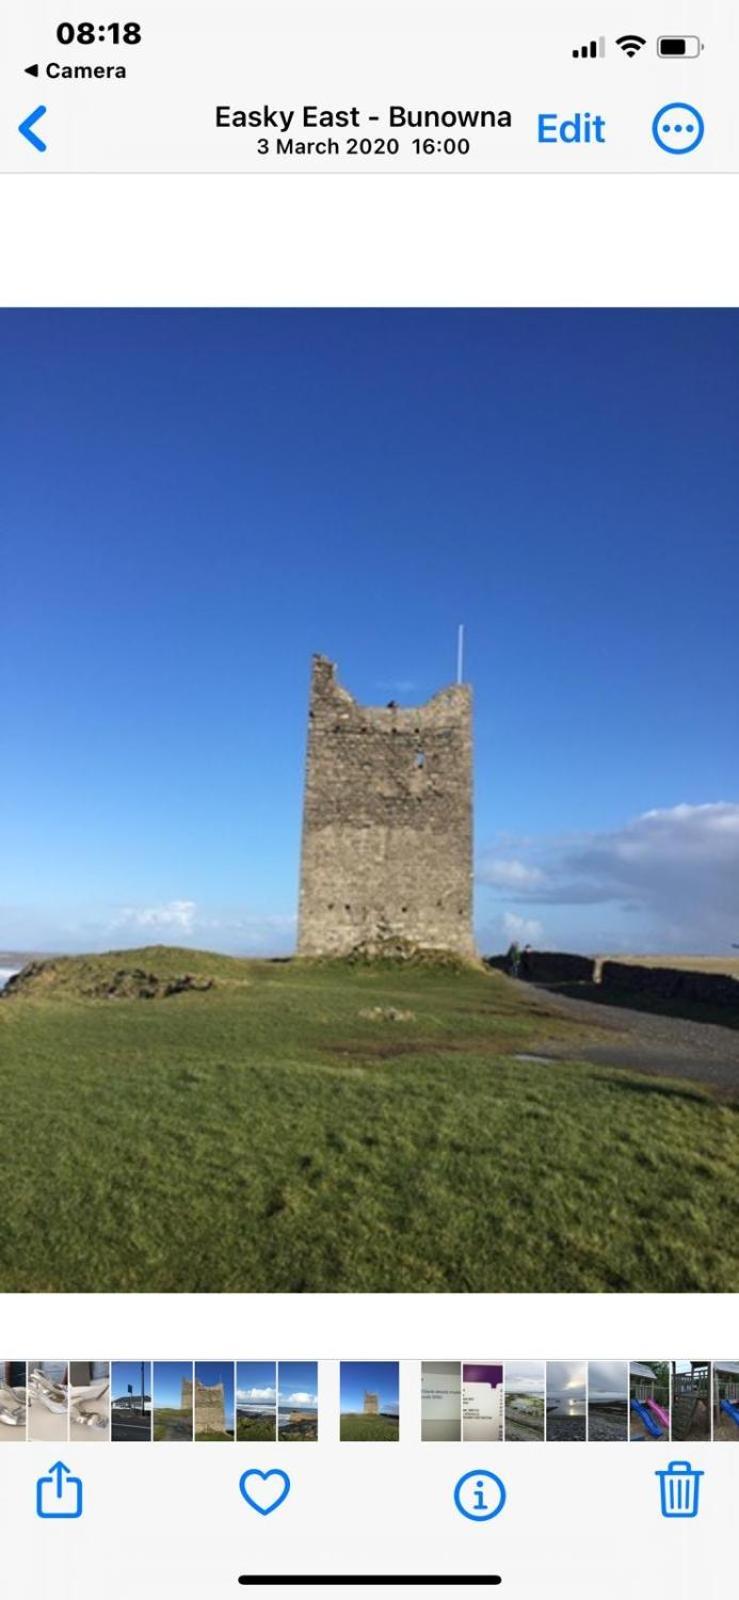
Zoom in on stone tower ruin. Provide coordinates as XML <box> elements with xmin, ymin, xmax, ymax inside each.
<box><xmin>297</xmin><ymin>654</ymin><xmax>475</xmax><ymax>958</ymax></box>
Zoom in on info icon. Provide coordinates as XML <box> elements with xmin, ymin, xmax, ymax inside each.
<box><xmin>454</xmin><ymin>1469</ymin><xmax>507</xmax><ymax>1522</ymax></box>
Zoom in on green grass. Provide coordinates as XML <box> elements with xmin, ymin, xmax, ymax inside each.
<box><xmin>236</xmin><ymin>1415</ymin><xmax>277</xmax><ymax>1441</ymax></box>
<box><xmin>340</xmin><ymin>1413</ymin><xmax>400</xmax><ymax>1441</ymax></box>
<box><xmin>1</xmin><ymin>945</ymin><xmax>738</xmax><ymax>1292</ymax></box>
<box><xmin>152</xmin><ymin>1409</ymin><xmax>191</xmax><ymax>1441</ymax></box>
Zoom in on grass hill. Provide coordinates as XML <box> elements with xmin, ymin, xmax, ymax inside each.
<box><xmin>1</xmin><ymin>946</ymin><xmax>737</xmax><ymax>1292</ymax></box>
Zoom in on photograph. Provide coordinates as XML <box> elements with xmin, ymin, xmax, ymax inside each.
<box><xmin>340</xmin><ymin>1362</ymin><xmax>400</xmax><ymax>1441</ymax></box>
<box><xmin>421</xmin><ymin>1361</ymin><xmax>461</xmax><ymax>1442</ymax></box>
<box><xmin>546</xmin><ymin>1361</ymin><xmax>587</xmax><ymax>1441</ymax></box>
<box><xmin>671</xmin><ymin>1361</ymin><xmax>711</xmax><ymax>1443</ymax></box>
<box><xmin>278</xmin><ymin>1362</ymin><xmax>318</xmax><ymax>1441</ymax></box>
<box><xmin>587</xmin><ymin>1361</ymin><xmax>629</xmax><ymax>1442</ymax></box>
<box><xmin>27</xmin><ymin>1362</ymin><xmax>69</xmax><ymax>1443</ymax></box>
<box><xmin>629</xmin><ymin>1362</ymin><xmax>671</xmax><ymax>1442</ymax></box>
<box><xmin>153</xmin><ymin>1362</ymin><xmax>193</xmax><ymax>1442</ymax></box>
<box><xmin>462</xmin><ymin>1363</ymin><xmax>504</xmax><ymax>1442</ymax></box>
<box><xmin>1</xmin><ymin>309</ymin><xmax>738</xmax><ymax>1296</ymax></box>
<box><xmin>111</xmin><ymin>1362</ymin><xmax>152</xmax><ymax>1442</ymax></box>
<box><xmin>0</xmin><ymin>1361</ymin><xmax>26</xmax><ymax>1441</ymax></box>
<box><xmin>68</xmin><ymin>1362</ymin><xmax>110</xmax><ymax>1441</ymax></box>
<box><xmin>504</xmin><ymin>1360</ymin><xmax>545</xmax><ymax>1442</ymax></box>
<box><xmin>194</xmin><ymin>1362</ymin><xmax>235</xmax><ymax>1441</ymax></box>
<box><xmin>713</xmin><ymin>1362</ymin><xmax>739</xmax><ymax>1441</ymax></box>
<box><xmin>236</xmin><ymin>1363</ymin><xmax>277</xmax><ymax>1441</ymax></box>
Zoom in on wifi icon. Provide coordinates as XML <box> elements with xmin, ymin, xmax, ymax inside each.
<box><xmin>616</xmin><ymin>34</ymin><xmax>647</xmax><ymax>56</ymax></box>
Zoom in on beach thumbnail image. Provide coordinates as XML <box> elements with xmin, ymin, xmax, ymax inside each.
<box><xmin>278</xmin><ymin>1362</ymin><xmax>318</xmax><ymax>1441</ymax></box>
<box><xmin>340</xmin><ymin>1363</ymin><xmax>400</xmax><ymax>1441</ymax></box>
<box><xmin>462</xmin><ymin>1363</ymin><xmax>504</xmax><ymax>1442</ymax></box>
<box><xmin>671</xmin><ymin>1361</ymin><xmax>711</xmax><ymax>1443</ymax></box>
<box><xmin>421</xmin><ymin>1362</ymin><xmax>461</xmax><ymax>1442</ymax></box>
<box><xmin>111</xmin><ymin>1362</ymin><xmax>152</xmax><ymax>1442</ymax></box>
<box><xmin>0</xmin><ymin>1360</ymin><xmax>27</xmax><ymax>1441</ymax></box>
<box><xmin>236</xmin><ymin>1363</ymin><xmax>277</xmax><ymax>1441</ymax></box>
<box><xmin>153</xmin><ymin>1362</ymin><xmax>193</xmax><ymax>1442</ymax></box>
<box><xmin>546</xmin><ymin>1361</ymin><xmax>586</xmax><ymax>1441</ymax></box>
<box><xmin>27</xmin><ymin>1362</ymin><xmax>69</xmax><ymax>1443</ymax></box>
<box><xmin>587</xmin><ymin>1362</ymin><xmax>629</xmax><ymax>1441</ymax></box>
<box><xmin>629</xmin><ymin>1362</ymin><xmax>670</xmax><ymax>1441</ymax></box>
<box><xmin>69</xmin><ymin>1361</ymin><xmax>109</xmax><ymax>1441</ymax></box>
<box><xmin>504</xmin><ymin>1360</ymin><xmax>545</xmax><ymax>1442</ymax></box>
<box><xmin>713</xmin><ymin>1362</ymin><xmax>739</xmax><ymax>1440</ymax></box>
<box><xmin>194</xmin><ymin>1362</ymin><xmax>235</xmax><ymax>1441</ymax></box>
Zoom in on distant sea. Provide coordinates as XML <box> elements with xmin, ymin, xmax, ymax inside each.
<box><xmin>548</xmin><ymin>1394</ymin><xmax>586</xmax><ymax>1418</ymax></box>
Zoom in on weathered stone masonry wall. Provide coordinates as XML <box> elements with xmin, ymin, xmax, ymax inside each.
<box><xmin>297</xmin><ymin>654</ymin><xmax>475</xmax><ymax>958</ymax></box>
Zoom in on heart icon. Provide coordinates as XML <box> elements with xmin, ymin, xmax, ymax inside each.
<box><xmin>239</xmin><ymin>1468</ymin><xmax>291</xmax><ymax>1516</ymax></box>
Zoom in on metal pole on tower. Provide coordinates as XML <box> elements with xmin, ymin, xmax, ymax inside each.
<box><xmin>457</xmin><ymin>624</ymin><xmax>464</xmax><ymax>684</ymax></box>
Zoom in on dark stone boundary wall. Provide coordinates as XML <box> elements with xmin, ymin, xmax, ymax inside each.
<box><xmin>487</xmin><ymin>951</ymin><xmax>596</xmax><ymax>982</ymax></box>
<box><xmin>600</xmin><ymin>961</ymin><xmax>739</xmax><ymax>1009</ymax></box>
<box><xmin>487</xmin><ymin>951</ymin><xmax>739</xmax><ymax>1007</ymax></box>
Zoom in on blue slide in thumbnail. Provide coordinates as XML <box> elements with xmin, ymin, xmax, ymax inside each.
<box><xmin>631</xmin><ymin>1398</ymin><xmax>663</xmax><ymax>1438</ymax></box>
<box><xmin>720</xmin><ymin>1398</ymin><xmax>739</xmax><ymax>1427</ymax></box>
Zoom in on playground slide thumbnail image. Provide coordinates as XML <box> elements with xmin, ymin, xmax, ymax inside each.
<box><xmin>340</xmin><ymin>1363</ymin><xmax>400</xmax><ymax>1440</ymax></box>
<box><xmin>629</xmin><ymin>1362</ymin><xmax>670</xmax><ymax>1441</ymax></box>
<box><xmin>714</xmin><ymin>1362</ymin><xmax>739</xmax><ymax>1441</ymax></box>
<box><xmin>671</xmin><ymin>1361</ymin><xmax>711</xmax><ymax>1443</ymax></box>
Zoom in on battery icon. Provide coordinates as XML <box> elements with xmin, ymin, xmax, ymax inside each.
<box><xmin>657</xmin><ymin>36</ymin><xmax>704</xmax><ymax>57</ymax></box>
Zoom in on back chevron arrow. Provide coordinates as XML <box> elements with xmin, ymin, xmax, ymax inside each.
<box><xmin>18</xmin><ymin>105</ymin><xmax>47</xmax><ymax>151</ymax></box>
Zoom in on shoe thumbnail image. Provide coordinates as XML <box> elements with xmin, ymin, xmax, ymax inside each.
<box><xmin>0</xmin><ymin>1361</ymin><xmax>27</xmax><ymax>1440</ymax></box>
<box><xmin>153</xmin><ymin>1362</ymin><xmax>193</xmax><ymax>1442</ymax></box>
<box><xmin>587</xmin><ymin>1361</ymin><xmax>629</xmax><ymax>1441</ymax></box>
<box><xmin>462</xmin><ymin>1362</ymin><xmax>504</xmax><ymax>1442</ymax></box>
<box><xmin>236</xmin><ymin>1363</ymin><xmax>277</xmax><ymax>1441</ymax></box>
<box><xmin>714</xmin><ymin>1362</ymin><xmax>739</xmax><ymax>1440</ymax></box>
<box><xmin>278</xmin><ymin>1363</ymin><xmax>318</xmax><ymax>1442</ymax></box>
<box><xmin>111</xmin><ymin>1363</ymin><xmax>152</xmax><ymax>1442</ymax></box>
<box><xmin>671</xmin><ymin>1361</ymin><xmax>711</xmax><ymax>1443</ymax></box>
<box><xmin>546</xmin><ymin>1361</ymin><xmax>587</xmax><ymax>1441</ymax></box>
<box><xmin>69</xmin><ymin>1361</ymin><xmax>110</xmax><ymax>1441</ymax></box>
<box><xmin>27</xmin><ymin>1362</ymin><xmax>69</xmax><ymax>1443</ymax></box>
<box><xmin>629</xmin><ymin>1361</ymin><xmax>670</xmax><ymax>1441</ymax></box>
<box><xmin>421</xmin><ymin>1361</ymin><xmax>461</xmax><ymax>1442</ymax></box>
<box><xmin>340</xmin><ymin>1363</ymin><xmax>399</xmax><ymax>1441</ymax></box>
<box><xmin>194</xmin><ymin>1362</ymin><xmax>235</xmax><ymax>1441</ymax></box>
<box><xmin>504</xmin><ymin>1360</ymin><xmax>545</xmax><ymax>1442</ymax></box>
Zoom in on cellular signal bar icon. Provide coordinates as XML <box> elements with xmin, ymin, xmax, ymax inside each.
<box><xmin>573</xmin><ymin>36</ymin><xmax>606</xmax><ymax>59</ymax></box>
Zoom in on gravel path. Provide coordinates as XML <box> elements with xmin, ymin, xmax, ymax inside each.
<box><xmin>521</xmin><ymin>983</ymin><xmax>739</xmax><ymax>1098</ymax></box>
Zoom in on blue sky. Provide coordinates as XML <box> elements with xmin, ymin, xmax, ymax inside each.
<box><xmin>2</xmin><ymin>310</ymin><xmax>738</xmax><ymax>955</ymax></box>
<box><xmin>195</xmin><ymin>1360</ymin><xmax>234</xmax><ymax>1424</ymax></box>
<box><xmin>278</xmin><ymin>1362</ymin><xmax>318</xmax><ymax>1411</ymax></box>
<box><xmin>236</xmin><ymin>1362</ymin><xmax>276</xmax><ymax>1410</ymax></box>
<box><xmin>340</xmin><ymin>1361</ymin><xmax>399</xmax><ymax>1414</ymax></box>
<box><xmin>111</xmin><ymin>1360</ymin><xmax>151</xmax><ymax>1403</ymax></box>
<box><xmin>153</xmin><ymin>1361</ymin><xmax>192</xmax><ymax>1411</ymax></box>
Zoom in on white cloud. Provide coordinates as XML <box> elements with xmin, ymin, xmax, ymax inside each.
<box><xmin>237</xmin><ymin>1387</ymin><xmax>276</xmax><ymax>1403</ymax></box>
<box><xmin>480</xmin><ymin>859</ymin><xmax>546</xmax><ymax>891</ymax></box>
<box><xmin>286</xmin><ymin>1391</ymin><xmax>317</xmax><ymax>1405</ymax></box>
<box><xmin>477</xmin><ymin>802</ymin><xmax>739</xmax><ymax>952</ymax></box>
<box><xmin>113</xmin><ymin>899</ymin><xmax>197</xmax><ymax>934</ymax></box>
<box><xmin>501</xmin><ymin>911</ymin><xmax>544</xmax><ymax>943</ymax></box>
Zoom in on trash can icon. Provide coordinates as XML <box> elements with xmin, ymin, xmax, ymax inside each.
<box><xmin>655</xmin><ymin>1460</ymin><xmax>704</xmax><ymax>1519</ymax></box>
